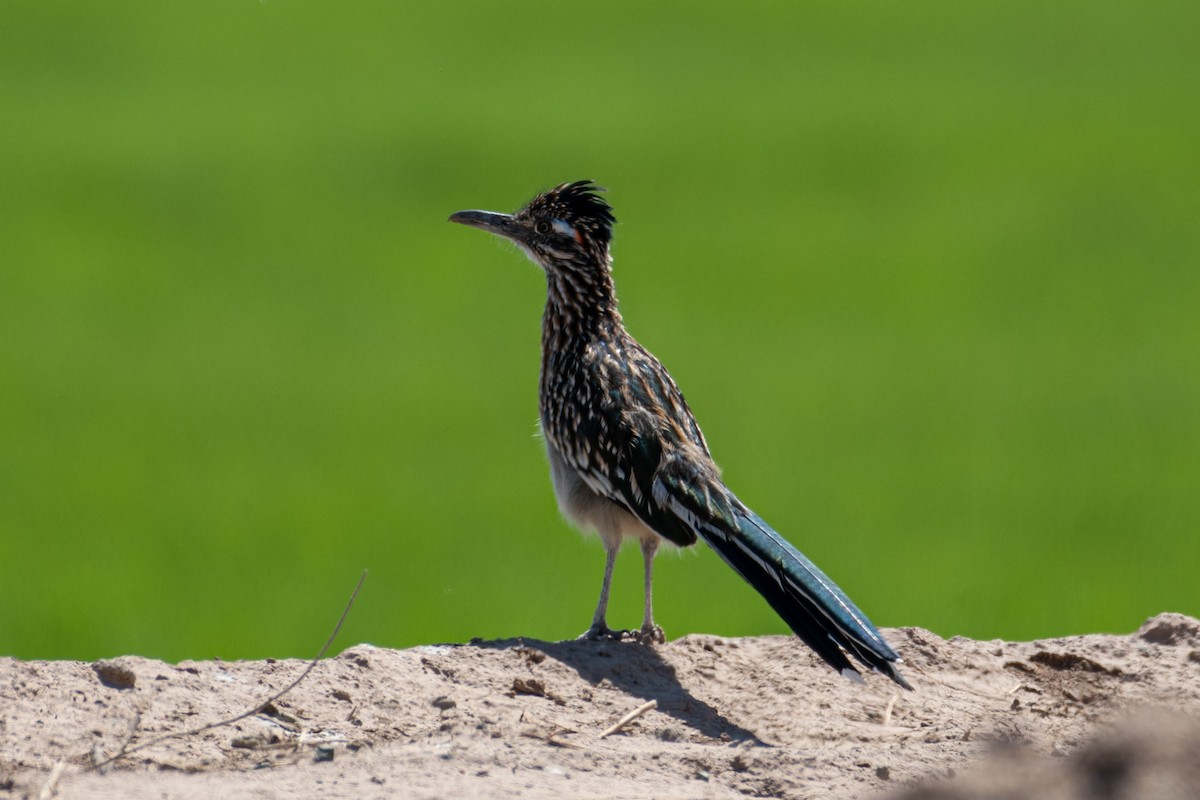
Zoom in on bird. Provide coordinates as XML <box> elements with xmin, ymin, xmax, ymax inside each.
<box><xmin>449</xmin><ymin>180</ymin><xmax>911</xmax><ymax>689</ymax></box>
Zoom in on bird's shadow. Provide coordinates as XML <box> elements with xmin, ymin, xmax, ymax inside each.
<box><xmin>470</xmin><ymin>636</ymin><xmax>764</xmax><ymax>745</ymax></box>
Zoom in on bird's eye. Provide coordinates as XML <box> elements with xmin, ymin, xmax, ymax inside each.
<box><xmin>534</xmin><ymin>220</ymin><xmax>551</xmax><ymax>235</ymax></box>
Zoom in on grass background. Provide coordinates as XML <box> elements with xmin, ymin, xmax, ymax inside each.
<box><xmin>2</xmin><ymin>1</ymin><xmax>1197</xmax><ymax>661</ymax></box>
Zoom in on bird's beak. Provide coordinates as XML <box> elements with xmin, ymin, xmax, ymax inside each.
<box><xmin>448</xmin><ymin>209</ymin><xmax>523</xmax><ymax>242</ymax></box>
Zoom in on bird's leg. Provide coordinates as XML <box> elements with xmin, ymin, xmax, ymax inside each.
<box><xmin>637</xmin><ymin>536</ymin><xmax>665</xmax><ymax>644</ymax></box>
<box><xmin>578</xmin><ymin>538</ymin><xmax>624</xmax><ymax>641</ymax></box>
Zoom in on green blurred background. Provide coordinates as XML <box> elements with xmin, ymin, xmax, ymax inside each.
<box><xmin>2</xmin><ymin>1</ymin><xmax>1197</xmax><ymax>662</ymax></box>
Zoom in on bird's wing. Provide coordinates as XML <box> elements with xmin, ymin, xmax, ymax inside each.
<box><xmin>554</xmin><ymin>337</ymin><xmax>706</xmax><ymax>546</ymax></box>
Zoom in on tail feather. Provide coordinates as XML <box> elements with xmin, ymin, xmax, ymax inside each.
<box><xmin>653</xmin><ymin>466</ymin><xmax>911</xmax><ymax>689</ymax></box>
<box><xmin>730</xmin><ymin>510</ymin><xmax>912</xmax><ymax>690</ymax></box>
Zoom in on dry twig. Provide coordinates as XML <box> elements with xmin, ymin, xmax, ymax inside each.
<box><xmin>37</xmin><ymin>761</ymin><xmax>65</xmax><ymax>800</ymax></box>
<box><xmin>87</xmin><ymin>570</ymin><xmax>367</xmax><ymax>772</ymax></box>
<box><xmin>882</xmin><ymin>693</ymin><xmax>900</xmax><ymax>727</ymax></box>
<box><xmin>520</xmin><ymin>728</ymin><xmax>582</xmax><ymax>749</ymax></box>
<box><xmin>599</xmin><ymin>699</ymin><xmax>657</xmax><ymax>738</ymax></box>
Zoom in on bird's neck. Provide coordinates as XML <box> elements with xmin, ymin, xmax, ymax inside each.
<box><xmin>540</xmin><ymin>259</ymin><xmax>622</xmax><ymax>356</ymax></box>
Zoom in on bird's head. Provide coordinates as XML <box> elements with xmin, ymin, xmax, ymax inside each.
<box><xmin>449</xmin><ymin>180</ymin><xmax>615</xmax><ymax>273</ymax></box>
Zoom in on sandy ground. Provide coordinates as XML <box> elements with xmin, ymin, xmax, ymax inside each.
<box><xmin>2</xmin><ymin>613</ymin><xmax>1199</xmax><ymax>799</ymax></box>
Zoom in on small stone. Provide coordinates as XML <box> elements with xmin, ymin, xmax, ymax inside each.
<box><xmin>512</xmin><ymin>678</ymin><xmax>546</xmax><ymax>697</ymax></box>
<box><xmin>314</xmin><ymin>746</ymin><xmax>335</xmax><ymax>763</ymax></box>
<box><xmin>657</xmin><ymin>726</ymin><xmax>685</xmax><ymax>742</ymax></box>
<box><xmin>92</xmin><ymin>661</ymin><xmax>136</xmax><ymax>690</ymax></box>
<box><xmin>1139</xmin><ymin>613</ymin><xmax>1200</xmax><ymax>645</ymax></box>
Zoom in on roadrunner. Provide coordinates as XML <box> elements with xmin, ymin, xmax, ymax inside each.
<box><xmin>450</xmin><ymin>181</ymin><xmax>910</xmax><ymax>689</ymax></box>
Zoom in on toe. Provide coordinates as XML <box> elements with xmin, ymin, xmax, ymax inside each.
<box><xmin>578</xmin><ymin>624</ymin><xmax>626</xmax><ymax>641</ymax></box>
<box><xmin>637</xmin><ymin>625</ymin><xmax>665</xmax><ymax>645</ymax></box>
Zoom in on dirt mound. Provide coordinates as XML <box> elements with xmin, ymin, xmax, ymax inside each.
<box><xmin>3</xmin><ymin>614</ymin><xmax>1198</xmax><ymax>798</ymax></box>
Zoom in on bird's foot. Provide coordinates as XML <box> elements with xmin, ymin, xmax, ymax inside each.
<box><xmin>635</xmin><ymin>624</ymin><xmax>665</xmax><ymax>645</ymax></box>
<box><xmin>577</xmin><ymin>623</ymin><xmax>628</xmax><ymax>642</ymax></box>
